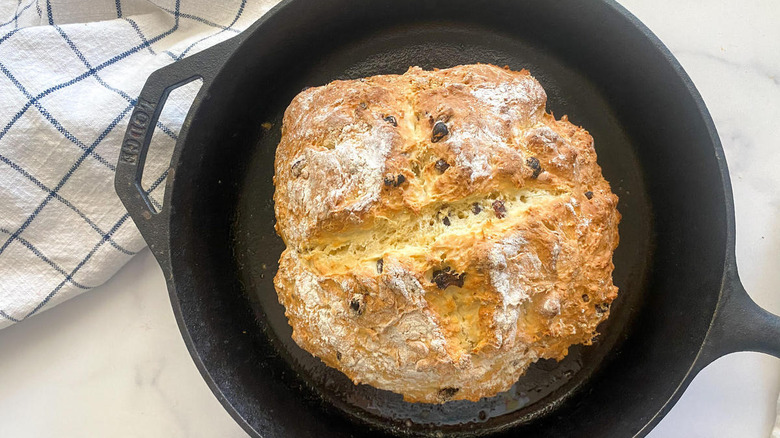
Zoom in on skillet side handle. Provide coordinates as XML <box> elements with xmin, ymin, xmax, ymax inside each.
<box><xmin>697</xmin><ymin>263</ymin><xmax>780</xmax><ymax>366</ymax></box>
<box><xmin>114</xmin><ymin>72</ymin><xmax>201</xmax><ymax>238</ymax></box>
<box><xmin>114</xmin><ymin>36</ymin><xmax>242</xmax><ymax>246</ymax></box>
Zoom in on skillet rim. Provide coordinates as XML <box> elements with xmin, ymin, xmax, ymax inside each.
<box><xmin>155</xmin><ymin>1</ymin><xmax>735</xmax><ymax>436</ymax></box>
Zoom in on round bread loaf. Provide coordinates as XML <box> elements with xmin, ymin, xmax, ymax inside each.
<box><xmin>273</xmin><ymin>64</ymin><xmax>620</xmax><ymax>403</ymax></box>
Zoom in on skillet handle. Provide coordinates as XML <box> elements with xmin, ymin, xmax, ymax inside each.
<box><xmin>697</xmin><ymin>263</ymin><xmax>780</xmax><ymax>366</ymax></box>
<box><xmin>114</xmin><ymin>36</ymin><xmax>241</xmax><ymax>248</ymax></box>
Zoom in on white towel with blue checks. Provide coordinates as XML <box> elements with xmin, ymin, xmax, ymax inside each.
<box><xmin>0</xmin><ymin>0</ymin><xmax>279</xmax><ymax>329</ymax></box>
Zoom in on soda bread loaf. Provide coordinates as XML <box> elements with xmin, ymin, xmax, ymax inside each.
<box><xmin>273</xmin><ymin>64</ymin><xmax>620</xmax><ymax>403</ymax></box>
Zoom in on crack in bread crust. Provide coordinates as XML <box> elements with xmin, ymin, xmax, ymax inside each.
<box><xmin>273</xmin><ymin>64</ymin><xmax>620</xmax><ymax>403</ymax></box>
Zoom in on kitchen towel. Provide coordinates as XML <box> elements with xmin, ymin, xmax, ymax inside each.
<box><xmin>0</xmin><ymin>0</ymin><xmax>280</xmax><ymax>329</ymax></box>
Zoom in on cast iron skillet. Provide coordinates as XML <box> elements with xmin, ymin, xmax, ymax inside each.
<box><xmin>114</xmin><ymin>0</ymin><xmax>780</xmax><ymax>436</ymax></box>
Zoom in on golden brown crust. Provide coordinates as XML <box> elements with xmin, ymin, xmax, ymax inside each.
<box><xmin>273</xmin><ymin>64</ymin><xmax>620</xmax><ymax>403</ymax></box>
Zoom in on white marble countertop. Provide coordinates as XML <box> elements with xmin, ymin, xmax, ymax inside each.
<box><xmin>1</xmin><ymin>0</ymin><xmax>779</xmax><ymax>436</ymax></box>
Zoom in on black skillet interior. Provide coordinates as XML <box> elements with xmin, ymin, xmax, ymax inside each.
<box><xmin>164</xmin><ymin>1</ymin><xmax>727</xmax><ymax>436</ymax></box>
<box><xmin>234</xmin><ymin>17</ymin><xmax>654</xmax><ymax>436</ymax></box>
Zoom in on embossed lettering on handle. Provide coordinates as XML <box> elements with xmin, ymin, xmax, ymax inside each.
<box><xmin>121</xmin><ymin>99</ymin><xmax>155</xmax><ymax>165</ymax></box>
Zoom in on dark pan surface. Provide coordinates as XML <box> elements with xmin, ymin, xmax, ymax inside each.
<box><xmin>234</xmin><ymin>16</ymin><xmax>654</xmax><ymax>437</ymax></box>
<box><xmin>161</xmin><ymin>1</ymin><xmax>729</xmax><ymax>436</ymax></box>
